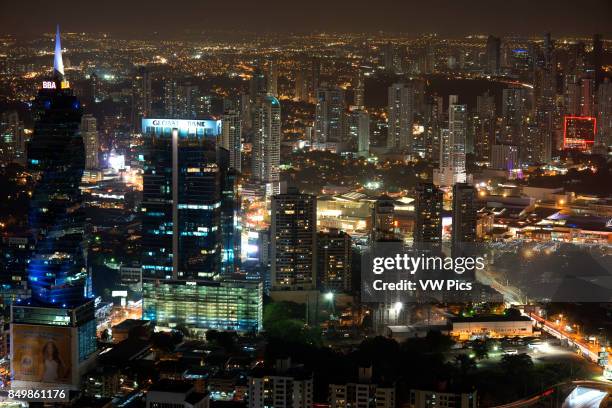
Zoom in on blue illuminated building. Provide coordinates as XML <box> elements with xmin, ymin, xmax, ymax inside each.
<box><xmin>141</xmin><ymin>118</ymin><xmax>259</xmax><ymax>333</ymax></box>
<box><xmin>11</xmin><ymin>26</ymin><xmax>97</xmax><ymax>391</ymax></box>
<box><xmin>26</xmin><ymin>27</ymin><xmax>91</xmax><ymax>307</ymax></box>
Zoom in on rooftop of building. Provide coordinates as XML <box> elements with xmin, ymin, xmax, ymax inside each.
<box><xmin>148</xmin><ymin>378</ymin><xmax>195</xmax><ymax>394</ymax></box>
<box><xmin>98</xmin><ymin>337</ymin><xmax>151</xmax><ymax>364</ymax></box>
<box><xmin>450</xmin><ymin>314</ymin><xmax>531</xmax><ymax>323</ymax></box>
<box><xmin>112</xmin><ymin>318</ymin><xmax>150</xmax><ymax>331</ymax></box>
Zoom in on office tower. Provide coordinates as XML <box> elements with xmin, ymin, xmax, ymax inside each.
<box><xmin>371</xmin><ymin>197</ymin><xmax>396</xmax><ymax>242</ymax></box>
<box><xmin>491</xmin><ymin>144</ymin><xmax>519</xmax><ymax>170</ymax></box>
<box><xmin>248</xmin><ymin>358</ymin><xmax>313</xmax><ymax>408</ymax></box>
<box><xmin>80</xmin><ymin>114</ymin><xmax>99</xmax><ymax>169</ymax></box>
<box><xmin>451</xmin><ymin>183</ymin><xmax>477</xmax><ymax>253</ymax></box>
<box><xmin>596</xmin><ymin>79</ymin><xmax>612</xmax><ymax>148</ymax></box>
<box><xmin>315</xmin><ymin>87</ymin><xmax>346</xmax><ymax>146</ymax></box>
<box><xmin>485</xmin><ymin>35</ymin><xmax>501</xmax><ymax>75</ymax></box>
<box><xmin>317</xmin><ymin>229</ymin><xmax>352</xmax><ymax>293</ymax></box>
<box><xmin>252</xmin><ymin>95</ymin><xmax>281</xmax><ymax>195</ymax></box>
<box><xmin>141</xmin><ymin>118</ymin><xmax>222</xmax><ymax>281</ymax></box>
<box><xmin>221</xmin><ymin>109</ymin><xmax>242</xmax><ymax>172</ymax></box>
<box><xmin>294</xmin><ymin>69</ymin><xmax>309</xmax><ymax>102</ymax></box>
<box><xmin>353</xmin><ymin>70</ymin><xmax>365</xmax><ymax>109</ymax></box>
<box><xmin>270</xmin><ymin>187</ymin><xmax>317</xmax><ymax>291</ymax></box>
<box><xmin>11</xmin><ymin>26</ymin><xmax>97</xmax><ymax>391</ymax></box>
<box><xmin>345</xmin><ymin>109</ymin><xmax>370</xmax><ymax>157</ymax></box>
<box><xmin>387</xmin><ymin>83</ymin><xmax>414</xmax><ymax>151</ymax></box>
<box><xmin>141</xmin><ymin>118</ymin><xmax>261</xmax><ymax>333</ymax></box>
<box><xmin>0</xmin><ymin>110</ymin><xmax>26</xmax><ymax>165</ymax></box>
<box><xmin>266</xmin><ymin>60</ymin><xmax>278</xmax><ymax>97</ymax></box>
<box><xmin>414</xmin><ymin>182</ymin><xmax>442</xmax><ymax>245</ymax></box>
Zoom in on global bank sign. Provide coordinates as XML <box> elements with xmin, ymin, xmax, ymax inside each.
<box><xmin>142</xmin><ymin>118</ymin><xmax>222</xmax><ymax>136</ymax></box>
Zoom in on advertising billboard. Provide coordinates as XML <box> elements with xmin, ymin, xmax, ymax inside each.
<box><xmin>12</xmin><ymin>325</ymin><xmax>72</xmax><ymax>385</ymax></box>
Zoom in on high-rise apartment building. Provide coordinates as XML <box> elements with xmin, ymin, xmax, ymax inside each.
<box><xmin>451</xmin><ymin>183</ymin><xmax>477</xmax><ymax>252</ymax></box>
<box><xmin>317</xmin><ymin>229</ymin><xmax>352</xmax><ymax>293</ymax></box>
<box><xmin>387</xmin><ymin>83</ymin><xmax>414</xmax><ymax>151</ymax></box>
<box><xmin>345</xmin><ymin>109</ymin><xmax>370</xmax><ymax>156</ymax></box>
<box><xmin>270</xmin><ymin>188</ymin><xmax>317</xmax><ymax>291</ymax></box>
<box><xmin>221</xmin><ymin>109</ymin><xmax>242</xmax><ymax>172</ymax></box>
<box><xmin>81</xmin><ymin>114</ymin><xmax>99</xmax><ymax>169</ymax></box>
<box><xmin>414</xmin><ymin>182</ymin><xmax>442</xmax><ymax>245</ymax></box>
<box><xmin>252</xmin><ymin>95</ymin><xmax>281</xmax><ymax>195</ymax></box>
<box><xmin>315</xmin><ymin>87</ymin><xmax>346</xmax><ymax>146</ymax></box>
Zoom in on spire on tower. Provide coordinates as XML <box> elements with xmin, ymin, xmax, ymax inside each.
<box><xmin>53</xmin><ymin>24</ymin><xmax>64</xmax><ymax>79</ymax></box>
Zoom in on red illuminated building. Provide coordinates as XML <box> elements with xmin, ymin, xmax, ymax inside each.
<box><xmin>563</xmin><ymin>116</ymin><xmax>596</xmax><ymax>150</ymax></box>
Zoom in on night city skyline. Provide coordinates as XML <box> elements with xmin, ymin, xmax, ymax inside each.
<box><xmin>0</xmin><ymin>2</ymin><xmax>612</xmax><ymax>407</ymax></box>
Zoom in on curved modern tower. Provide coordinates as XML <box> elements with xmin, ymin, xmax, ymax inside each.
<box><xmin>26</xmin><ymin>26</ymin><xmax>89</xmax><ymax>307</ymax></box>
<box><xmin>11</xmin><ymin>27</ymin><xmax>97</xmax><ymax>391</ymax></box>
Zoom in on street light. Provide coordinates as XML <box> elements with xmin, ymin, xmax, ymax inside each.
<box><xmin>324</xmin><ymin>292</ymin><xmax>334</xmax><ymax>301</ymax></box>
<box><xmin>394</xmin><ymin>302</ymin><xmax>403</xmax><ymax>312</ymax></box>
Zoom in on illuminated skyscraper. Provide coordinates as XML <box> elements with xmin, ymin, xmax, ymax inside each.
<box><xmin>81</xmin><ymin>114</ymin><xmax>99</xmax><ymax>169</ymax></box>
<box><xmin>414</xmin><ymin>182</ymin><xmax>442</xmax><ymax>245</ymax></box>
<box><xmin>11</xmin><ymin>26</ymin><xmax>97</xmax><ymax>391</ymax></box>
<box><xmin>315</xmin><ymin>87</ymin><xmax>346</xmax><ymax>146</ymax></box>
<box><xmin>294</xmin><ymin>69</ymin><xmax>309</xmax><ymax>102</ymax></box>
<box><xmin>434</xmin><ymin>96</ymin><xmax>467</xmax><ymax>186</ymax></box>
<box><xmin>353</xmin><ymin>70</ymin><xmax>365</xmax><ymax>109</ymax></box>
<box><xmin>452</xmin><ymin>183</ymin><xmax>477</xmax><ymax>253</ymax></box>
<box><xmin>221</xmin><ymin>109</ymin><xmax>242</xmax><ymax>172</ymax></box>
<box><xmin>267</xmin><ymin>59</ymin><xmax>278</xmax><ymax>97</ymax></box>
<box><xmin>141</xmin><ymin>119</ymin><xmax>223</xmax><ymax>282</ymax></box>
<box><xmin>345</xmin><ymin>109</ymin><xmax>370</xmax><ymax>157</ymax></box>
<box><xmin>387</xmin><ymin>83</ymin><xmax>414</xmax><ymax>151</ymax></box>
<box><xmin>317</xmin><ymin>229</ymin><xmax>352</xmax><ymax>293</ymax></box>
<box><xmin>252</xmin><ymin>95</ymin><xmax>281</xmax><ymax>195</ymax></box>
<box><xmin>140</xmin><ymin>118</ymin><xmax>260</xmax><ymax>333</ymax></box>
<box><xmin>271</xmin><ymin>188</ymin><xmax>317</xmax><ymax>291</ymax></box>
<box><xmin>132</xmin><ymin>65</ymin><xmax>152</xmax><ymax>129</ymax></box>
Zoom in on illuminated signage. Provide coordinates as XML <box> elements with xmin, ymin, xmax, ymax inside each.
<box><xmin>563</xmin><ymin>116</ymin><xmax>596</xmax><ymax>150</ymax></box>
<box><xmin>42</xmin><ymin>81</ymin><xmax>56</xmax><ymax>89</ymax></box>
<box><xmin>142</xmin><ymin>118</ymin><xmax>222</xmax><ymax>136</ymax></box>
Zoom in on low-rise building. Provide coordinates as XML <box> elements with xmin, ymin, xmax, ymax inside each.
<box><xmin>450</xmin><ymin>315</ymin><xmax>533</xmax><ymax>340</ymax></box>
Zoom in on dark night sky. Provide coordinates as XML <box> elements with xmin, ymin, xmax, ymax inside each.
<box><xmin>1</xmin><ymin>0</ymin><xmax>611</xmax><ymax>37</ymax></box>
